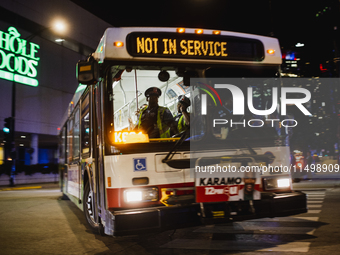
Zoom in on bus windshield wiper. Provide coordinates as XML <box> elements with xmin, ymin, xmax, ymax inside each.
<box><xmin>162</xmin><ymin>130</ymin><xmax>189</xmax><ymax>164</ymax></box>
<box><xmin>245</xmin><ymin>140</ymin><xmax>257</xmax><ymax>155</ymax></box>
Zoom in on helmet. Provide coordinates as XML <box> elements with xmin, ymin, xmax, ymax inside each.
<box><xmin>178</xmin><ymin>95</ymin><xmax>191</xmax><ymax>106</ymax></box>
<box><xmin>145</xmin><ymin>87</ymin><xmax>162</xmax><ymax>97</ymax></box>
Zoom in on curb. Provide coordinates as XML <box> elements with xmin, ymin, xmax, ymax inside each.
<box><xmin>0</xmin><ymin>182</ymin><xmax>59</xmax><ymax>191</ymax></box>
<box><xmin>0</xmin><ymin>186</ymin><xmax>42</xmax><ymax>191</ymax></box>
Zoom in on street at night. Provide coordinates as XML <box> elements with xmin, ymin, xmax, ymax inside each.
<box><xmin>1</xmin><ymin>1</ymin><xmax>340</xmax><ymax>254</ymax></box>
<box><xmin>1</xmin><ymin>181</ymin><xmax>340</xmax><ymax>254</ymax></box>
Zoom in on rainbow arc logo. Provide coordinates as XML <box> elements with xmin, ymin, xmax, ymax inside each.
<box><xmin>197</xmin><ymin>82</ymin><xmax>223</xmax><ymax>107</ymax></box>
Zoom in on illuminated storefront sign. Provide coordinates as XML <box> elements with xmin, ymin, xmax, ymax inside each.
<box><xmin>0</xmin><ymin>26</ymin><xmax>40</xmax><ymax>87</ymax></box>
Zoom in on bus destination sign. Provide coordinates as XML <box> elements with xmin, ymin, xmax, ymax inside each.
<box><xmin>126</xmin><ymin>32</ymin><xmax>264</xmax><ymax>61</ymax></box>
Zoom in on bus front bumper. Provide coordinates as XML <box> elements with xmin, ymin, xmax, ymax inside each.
<box><xmin>110</xmin><ymin>191</ymin><xmax>307</xmax><ymax>236</ymax></box>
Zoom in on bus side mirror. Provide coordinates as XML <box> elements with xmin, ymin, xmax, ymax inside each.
<box><xmin>76</xmin><ymin>58</ymin><xmax>99</xmax><ymax>85</ymax></box>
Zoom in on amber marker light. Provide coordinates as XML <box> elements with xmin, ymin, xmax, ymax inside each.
<box><xmin>213</xmin><ymin>30</ymin><xmax>221</xmax><ymax>35</ymax></box>
<box><xmin>114</xmin><ymin>41</ymin><xmax>124</xmax><ymax>47</ymax></box>
<box><xmin>132</xmin><ymin>177</ymin><xmax>149</xmax><ymax>185</ymax></box>
<box><xmin>195</xmin><ymin>29</ymin><xmax>204</xmax><ymax>34</ymax></box>
<box><xmin>267</xmin><ymin>49</ymin><xmax>275</xmax><ymax>54</ymax></box>
<box><xmin>177</xmin><ymin>27</ymin><xmax>185</xmax><ymax>33</ymax></box>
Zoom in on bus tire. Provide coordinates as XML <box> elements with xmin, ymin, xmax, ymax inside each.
<box><xmin>83</xmin><ymin>182</ymin><xmax>104</xmax><ymax>235</ymax></box>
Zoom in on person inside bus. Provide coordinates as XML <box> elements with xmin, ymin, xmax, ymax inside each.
<box><xmin>135</xmin><ymin>87</ymin><xmax>176</xmax><ymax>138</ymax></box>
<box><xmin>128</xmin><ymin>104</ymin><xmax>147</xmax><ymax>131</ymax></box>
<box><xmin>172</xmin><ymin>95</ymin><xmax>190</xmax><ymax>136</ymax></box>
<box><xmin>212</xmin><ymin>89</ymin><xmax>234</xmax><ymax>139</ymax></box>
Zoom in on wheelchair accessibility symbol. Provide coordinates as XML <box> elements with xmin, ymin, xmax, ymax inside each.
<box><xmin>133</xmin><ymin>158</ymin><xmax>147</xmax><ymax>171</ymax></box>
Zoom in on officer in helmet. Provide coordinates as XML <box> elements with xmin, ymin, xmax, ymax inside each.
<box><xmin>174</xmin><ymin>95</ymin><xmax>190</xmax><ymax>134</ymax></box>
<box><xmin>136</xmin><ymin>87</ymin><xmax>176</xmax><ymax>138</ymax></box>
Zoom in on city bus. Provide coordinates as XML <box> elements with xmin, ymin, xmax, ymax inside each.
<box><xmin>59</xmin><ymin>27</ymin><xmax>307</xmax><ymax>236</ymax></box>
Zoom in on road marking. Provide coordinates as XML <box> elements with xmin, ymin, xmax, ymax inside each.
<box><xmin>258</xmin><ymin>242</ymin><xmax>311</xmax><ymax>252</ymax></box>
<box><xmin>305</xmin><ymin>192</ymin><xmax>326</xmax><ymax>195</ymax></box>
<box><xmin>249</xmin><ymin>216</ymin><xmax>319</xmax><ymax>222</ymax></box>
<box><xmin>0</xmin><ymin>186</ymin><xmax>42</xmax><ymax>191</ymax></box>
<box><xmin>307</xmin><ymin>196</ymin><xmax>325</xmax><ymax>199</ymax></box>
<box><xmin>308</xmin><ymin>205</ymin><xmax>322</xmax><ymax>208</ymax></box>
<box><xmin>161</xmin><ymin>239</ymin><xmax>311</xmax><ymax>252</ymax></box>
<box><xmin>307</xmin><ymin>229</ymin><xmax>316</xmax><ymax>235</ymax></box>
<box><xmin>307</xmin><ymin>197</ymin><xmax>325</xmax><ymax>200</ymax></box>
<box><xmin>307</xmin><ymin>210</ymin><xmax>321</xmax><ymax>214</ymax></box>
<box><xmin>293</xmin><ymin>217</ymin><xmax>319</xmax><ymax>221</ymax></box>
<box><xmin>194</xmin><ymin>224</ymin><xmax>316</xmax><ymax>235</ymax></box>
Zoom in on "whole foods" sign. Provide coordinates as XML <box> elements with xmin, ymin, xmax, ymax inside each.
<box><xmin>0</xmin><ymin>26</ymin><xmax>40</xmax><ymax>87</ymax></box>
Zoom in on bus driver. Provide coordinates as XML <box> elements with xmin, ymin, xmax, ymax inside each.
<box><xmin>174</xmin><ymin>95</ymin><xmax>190</xmax><ymax>134</ymax></box>
<box><xmin>136</xmin><ymin>87</ymin><xmax>176</xmax><ymax>138</ymax></box>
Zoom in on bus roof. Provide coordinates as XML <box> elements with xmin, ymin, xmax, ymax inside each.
<box><xmin>93</xmin><ymin>27</ymin><xmax>282</xmax><ymax>66</ymax></box>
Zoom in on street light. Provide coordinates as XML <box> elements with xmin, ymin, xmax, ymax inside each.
<box><xmin>295</xmin><ymin>43</ymin><xmax>305</xmax><ymax>47</ymax></box>
<box><xmin>8</xmin><ymin>20</ymin><xmax>68</xmax><ymax>186</ymax></box>
<box><xmin>23</xmin><ymin>19</ymin><xmax>68</xmax><ymax>42</ymax></box>
<box><xmin>51</xmin><ymin>19</ymin><xmax>67</xmax><ymax>35</ymax></box>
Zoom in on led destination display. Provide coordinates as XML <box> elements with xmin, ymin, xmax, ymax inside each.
<box><xmin>126</xmin><ymin>32</ymin><xmax>264</xmax><ymax>61</ymax></box>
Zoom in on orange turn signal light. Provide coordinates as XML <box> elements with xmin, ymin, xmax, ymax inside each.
<box><xmin>114</xmin><ymin>41</ymin><xmax>124</xmax><ymax>47</ymax></box>
<box><xmin>177</xmin><ymin>28</ymin><xmax>185</xmax><ymax>33</ymax></box>
<box><xmin>267</xmin><ymin>49</ymin><xmax>275</xmax><ymax>54</ymax></box>
<box><xmin>195</xmin><ymin>29</ymin><xmax>203</xmax><ymax>34</ymax></box>
<box><xmin>213</xmin><ymin>30</ymin><xmax>221</xmax><ymax>35</ymax></box>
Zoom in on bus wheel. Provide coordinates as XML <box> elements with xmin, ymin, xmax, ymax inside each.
<box><xmin>83</xmin><ymin>182</ymin><xmax>104</xmax><ymax>235</ymax></box>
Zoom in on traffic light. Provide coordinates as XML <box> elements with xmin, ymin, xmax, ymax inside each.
<box><xmin>3</xmin><ymin>117</ymin><xmax>13</xmax><ymax>143</ymax></box>
<box><xmin>3</xmin><ymin>117</ymin><xmax>12</xmax><ymax>133</ymax></box>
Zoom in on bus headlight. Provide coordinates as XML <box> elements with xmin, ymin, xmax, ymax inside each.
<box><xmin>277</xmin><ymin>178</ymin><xmax>290</xmax><ymax>188</ymax></box>
<box><xmin>126</xmin><ymin>191</ymin><xmax>142</xmax><ymax>202</ymax></box>
<box><xmin>263</xmin><ymin>177</ymin><xmax>291</xmax><ymax>190</ymax></box>
<box><xmin>124</xmin><ymin>188</ymin><xmax>158</xmax><ymax>202</ymax></box>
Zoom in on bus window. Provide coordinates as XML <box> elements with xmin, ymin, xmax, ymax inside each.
<box><xmin>190</xmin><ymin>88</ymin><xmax>206</xmax><ymax>141</ymax></box>
<box><xmin>111</xmin><ymin>67</ymin><xmax>187</xmax><ymax>142</ymax></box>
<box><xmin>200</xmin><ymin>71</ymin><xmax>281</xmax><ymax>141</ymax></box>
<box><xmin>59</xmin><ymin>126</ymin><xmax>66</xmax><ymax>164</ymax></box>
<box><xmin>67</xmin><ymin>117</ymin><xmax>74</xmax><ymax>163</ymax></box>
<box><xmin>73</xmin><ymin>107</ymin><xmax>80</xmax><ymax>160</ymax></box>
<box><xmin>81</xmin><ymin>92</ymin><xmax>90</xmax><ymax>156</ymax></box>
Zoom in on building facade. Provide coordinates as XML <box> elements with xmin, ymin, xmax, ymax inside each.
<box><xmin>0</xmin><ymin>1</ymin><xmax>110</xmax><ymax>171</ymax></box>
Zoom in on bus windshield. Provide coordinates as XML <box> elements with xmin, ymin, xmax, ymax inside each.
<box><xmin>107</xmin><ymin>66</ymin><xmax>191</xmax><ymax>145</ymax></box>
<box><xmin>106</xmin><ymin>65</ymin><xmax>284</xmax><ymax>149</ymax></box>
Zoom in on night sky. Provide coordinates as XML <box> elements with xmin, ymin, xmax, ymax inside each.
<box><xmin>70</xmin><ymin>0</ymin><xmax>327</xmax><ymax>48</ymax></box>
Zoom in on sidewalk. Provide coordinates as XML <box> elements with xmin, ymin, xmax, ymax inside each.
<box><xmin>0</xmin><ymin>172</ymin><xmax>59</xmax><ymax>186</ymax></box>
